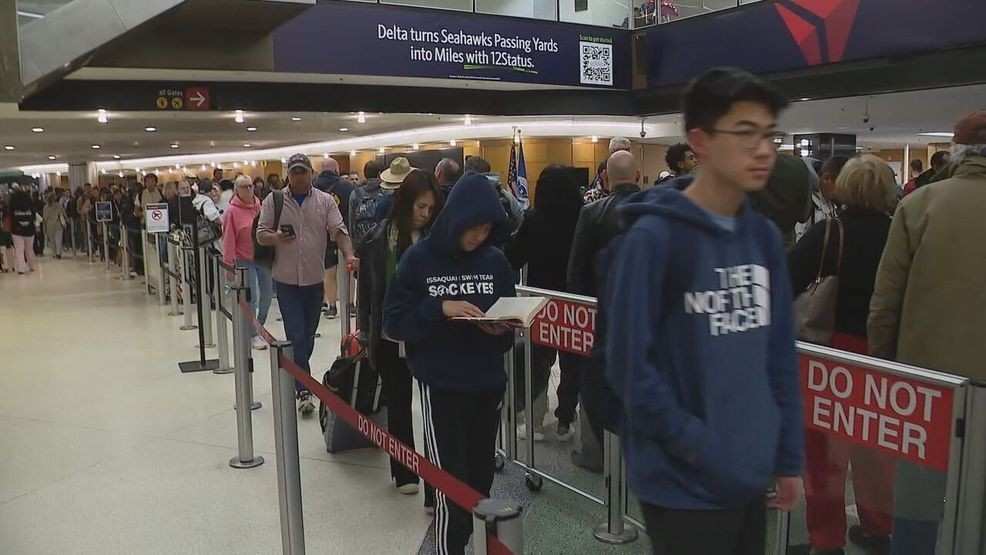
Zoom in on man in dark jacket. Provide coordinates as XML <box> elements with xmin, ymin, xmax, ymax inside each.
<box><xmin>435</xmin><ymin>157</ymin><xmax>462</xmax><ymax>198</ymax></box>
<box><xmin>315</xmin><ymin>159</ymin><xmax>355</xmax><ymax>319</ymax></box>
<box><xmin>749</xmin><ymin>153</ymin><xmax>813</xmax><ymax>249</ymax></box>
<box><xmin>566</xmin><ymin>149</ymin><xmax>642</xmax><ymax>470</ymax></box>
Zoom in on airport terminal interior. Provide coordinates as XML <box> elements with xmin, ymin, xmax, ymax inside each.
<box><xmin>3</xmin><ymin>1</ymin><xmax>986</xmax><ymax>554</ymax></box>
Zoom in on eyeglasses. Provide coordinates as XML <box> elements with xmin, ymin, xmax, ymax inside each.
<box><xmin>707</xmin><ymin>128</ymin><xmax>787</xmax><ymax>151</ymax></box>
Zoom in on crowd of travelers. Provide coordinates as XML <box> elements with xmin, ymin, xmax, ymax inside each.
<box><xmin>5</xmin><ymin>66</ymin><xmax>983</xmax><ymax>555</ymax></box>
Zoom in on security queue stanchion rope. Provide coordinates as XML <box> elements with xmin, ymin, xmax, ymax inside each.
<box><xmin>102</xmin><ymin>222</ymin><xmax>110</xmax><ymax>271</ymax></box>
<box><xmin>242</xmin><ymin>299</ymin><xmax>522</xmax><ymax>555</ymax></box>
<box><xmin>167</xmin><ymin>238</ymin><xmax>182</xmax><ymax>316</ymax></box>
<box><xmin>196</xmin><ymin>245</ymin><xmax>215</xmax><ymax>349</ymax></box>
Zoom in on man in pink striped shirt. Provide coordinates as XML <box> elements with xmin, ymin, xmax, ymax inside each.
<box><xmin>257</xmin><ymin>153</ymin><xmax>357</xmax><ymax>415</ymax></box>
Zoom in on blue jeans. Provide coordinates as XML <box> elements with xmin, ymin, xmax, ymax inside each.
<box><xmin>275</xmin><ymin>281</ymin><xmax>324</xmax><ymax>393</ymax></box>
<box><xmin>239</xmin><ymin>259</ymin><xmax>273</xmax><ymax>331</ymax></box>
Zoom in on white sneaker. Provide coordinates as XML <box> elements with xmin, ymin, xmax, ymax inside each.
<box><xmin>517</xmin><ymin>424</ymin><xmax>545</xmax><ymax>442</ymax></box>
<box><xmin>297</xmin><ymin>392</ymin><xmax>315</xmax><ymax>416</ymax></box>
<box><xmin>397</xmin><ymin>483</ymin><xmax>419</xmax><ymax>495</ymax></box>
<box><xmin>251</xmin><ymin>336</ymin><xmax>268</xmax><ymax>351</ymax></box>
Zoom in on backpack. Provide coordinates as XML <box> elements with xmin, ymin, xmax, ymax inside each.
<box><xmin>351</xmin><ymin>188</ymin><xmax>386</xmax><ymax>245</ymax></box>
<box><xmin>320</xmin><ymin>333</ymin><xmax>382</xmax><ymax>415</ymax></box>
<box><xmin>252</xmin><ymin>190</ymin><xmax>283</xmax><ymax>269</ymax></box>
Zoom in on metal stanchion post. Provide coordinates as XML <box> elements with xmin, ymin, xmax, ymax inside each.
<box><xmin>142</xmin><ymin>230</ymin><xmax>153</xmax><ymax>294</ymax></box>
<box><xmin>102</xmin><ymin>222</ymin><xmax>110</xmax><ymax>270</ymax></box>
<box><xmin>593</xmin><ymin>431</ymin><xmax>638</xmax><ymax>543</ymax></box>
<box><xmin>269</xmin><ymin>341</ymin><xmax>306</xmax><ymax>555</ymax></box>
<box><xmin>197</xmin><ymin>246</ymin><xmax>215</xmax><ymax>348</ymax></box>
<box><xmin>121</xmin><ymin>223</ymin><xmax>132</xmax><ymax>280</ymax></box>
<box><xmin>235</xmin><ymin>264</ymin><xmax>262</xmax><ymax>410</ymax></box>
<box><xmin>213</xmin><ymin>257</ymin><xmax>234</xmax><ymax>375</ymax></box>
<box><xmin>228</xmin><ymin>269</ymin><xmax>264</xmax><ymax>469</ymax></box>
<box><xmin>472</xmin><ymin>499</ymin><xmax>524</xmax><ymax>555</ymax></box>
<box><xmin>87</xmin><ymin>221</ymin><xmax>94</xmax><ymax>263</ymax></box>
<box><xmin>522</xmin><ymin>329</ymin><xmax>540</xmax><ymax>490</ymax></box>
<box><xmin>180</xmin><ymin>246</ymin><xmax>197</xmax><ymax>331</ymax></box>
<box><xmin>156</xmin><ymin>235</ymin><xmax>167</xmax><ymax>305</ymax></box>
<box><xmin>70</xmin><ymin>220</ymin><xmax>77</xmax><ymax>256</ymax></box>
<box><xmin>338</xmin><ymin>263</ymin><xmax>351</xmax><ymax>337</ymax></box>
<box><xmin>168</xmin><ymin>240</ymin><xmax>181</xmax><ymax>316</ymax></box>
<box><xmin>504</xmin><ymin>348</ymin><xmax>517</xmax><ymax>462</ymax></box>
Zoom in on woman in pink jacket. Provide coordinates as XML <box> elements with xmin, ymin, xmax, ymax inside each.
<box><xmin>223</xmin><ymin>175</ymin><xmax>273</xmax><ymax>350</ymax></box>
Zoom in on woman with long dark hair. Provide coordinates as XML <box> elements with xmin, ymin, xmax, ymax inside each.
<box><xmin>357</xmin><ymin>169</ymin><xmax>443</xmax><ymax>500</ymax></box>
<box><xmin>505</xmin><ymin>165</ymin><xmax>584</xmax><ymax>440</ymax></box>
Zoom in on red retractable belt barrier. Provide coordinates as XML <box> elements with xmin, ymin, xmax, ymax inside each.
<box><xmin>236</xmin><ymin>300</ymin><xmax>515</xmax><ymax>554</ymax></box>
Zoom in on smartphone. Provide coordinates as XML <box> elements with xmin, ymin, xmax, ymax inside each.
<box><xmin>280</xmin><ymin>224</ymin><xmax>296</xmax><ymax>238</ymax></box>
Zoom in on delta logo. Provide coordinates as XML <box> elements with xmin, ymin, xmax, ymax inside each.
<box><xmin>774</xmin><ymin>0</ymin><xmax>862</xmax><ymax>65</ymax></box>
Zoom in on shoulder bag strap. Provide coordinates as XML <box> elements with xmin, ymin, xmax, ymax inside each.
<box><xmin>272</xmin><ymin>190</ymin><xmax>284</xmax><ymax>229</ymax></box>
<box><xmin>833</xmin><ymin>216</ymin><xmax>845</xmax><ymax>275</ymax></box>
<box><xmin>814</xmin><ymin>218</ymin><xmax>833</xmax><ymax>284</ymax></box>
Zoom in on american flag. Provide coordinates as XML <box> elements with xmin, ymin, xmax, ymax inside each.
<box><xmin>507</xmin><ymin>138</ymin><xmax>529</xmax><ymax>209</ymax></box>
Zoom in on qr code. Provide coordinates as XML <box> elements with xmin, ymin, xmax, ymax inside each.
<box><xmin>579</xmin><ymin>41</ymin><xmax>613</xmax><ymax>86</ymax></box>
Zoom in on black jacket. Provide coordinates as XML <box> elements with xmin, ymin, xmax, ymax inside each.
<box><xmin>505</xmin><ymin>208</ymin><xmax>578</xmax><ymax>292</ymax></box>
<box><xmin>10</xmin><ymin>191</ymin><xmax>36</xmax><ymax>237</ymax></box>
<box><xmin>357</xmin><ymin>219</ymin><xmax>398</xmax><ymax>369</ymax></box>
<box><xmin>566</xmin><ymin>182</ymin><xmax>641</xmax><ymax>296</ymax></box>
<box><xmin>788</xmin><ymin>207</ymin><xmax>892</xmax><ymax>338</ymax></box>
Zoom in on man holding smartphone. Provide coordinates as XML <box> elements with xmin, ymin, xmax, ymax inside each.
<box><xmin>257</xmin><ymin>153</ymin><xmax>358</xmax><ymax>415</ymax></box>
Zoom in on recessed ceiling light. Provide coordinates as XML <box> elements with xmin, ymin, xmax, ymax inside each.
<box><xmin>464</xmin><ymin>114</ymin><xmax>473</xmax><ymax>126</ymax></box>
<box><xmin>113</xmin><ymin>155</ymin><xmax>121</xmax><ymax>160</ymax></box>
<box><xmin>97</xmin><ymin>109</ymin><xmax>108</xmax><ymax>124</ymax></box>
<box><xmin>243</xmin><ymin>143</ymin><xmax>252</xmax><ymax>148</ymax></box>
<box><xmin>357</xmin><ymin>111</ymin><xmax>366</xmax><ymax>124</ymax></box>
<box><xmin>449</xmin><ymin>139</ymin><xmax>457</xmax><ymax>146</ymax></box>
<box><xmin>339</xmin><ymin>127</ymin><xmax>349</xmax><ymax>132</ymax></box>
<box><xmin>90</xmin><ymin>144</ymin><xmax>101</xmax><ymax>150</ymax></box>
<box><xmin>31</xmin><ymin>127</ymin><xmax>44</xmax><ymax>133</ymax></box>
<box><xmin>247</xmin><ymin>127</ymin><xmax>257</xmax><ymax>132</ymax></box>
<box><xmin>2</xmin><ymin>145</ymin><xmax>14</xmax><ymax>151</ymax></box>
<box><xmin>234</xmin><ymin>110</ymin><xmax>245</xmax><ymax>124</ymax></box>
<box><xmin>47</xmin><ymin>155</ymin><xmax>57</xmax><ymax>160</ymax></box>
<box><xmin>170</xmin><ymin>144</ymin><xmax>179</xmax><ymax>149</ymax></box>
<box><xmin>144</xmin><ymin>126</ymin><xmax>157</xmax><ymax>132</ymax></box>
<box><xmin>291</xmin><ymin>116</ymin><xmax>302</xmax><ymax>122</ymax></box>
<box><xmin>919</xmin><ymin>132</ymin><xmax>955</xmax><ymax>138</ymax></box>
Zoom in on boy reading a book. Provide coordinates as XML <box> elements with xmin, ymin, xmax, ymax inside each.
<box><xmin>383</xmin><ymin>173</ymin><xmax>516</xmax><ymax>555</ymax></box>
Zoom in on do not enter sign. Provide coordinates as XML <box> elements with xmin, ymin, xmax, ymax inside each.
<box><xmin>531</xmin><ymin>298</ymin><xmax>596</xmax><ymax>356</ymax></box>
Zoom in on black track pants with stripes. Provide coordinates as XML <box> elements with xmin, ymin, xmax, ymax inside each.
<box><xmin>419</xmin><ymin>383</ymin><xmax>502</xmax><ymax>555</ymax></box>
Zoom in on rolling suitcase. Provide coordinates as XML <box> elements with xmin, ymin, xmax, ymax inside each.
<box><xmin>318</xmin><ymin>332</ymin><xmax>386</xmax><ymax>453</ymax></box>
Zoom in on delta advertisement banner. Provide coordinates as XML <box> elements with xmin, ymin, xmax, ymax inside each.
<box><xmin>800</xmin><ymin>354</ymin><xmax>955</xmax><ymax>471</ymax></box>
<box><xmin>645</xmin><ymin>0</ymin><xmax>986</xmax><ymax>88</ymax></box>
<box><xmin>273</xmin><ymin>2</ymin><xmax>630</xmax><ymax>89</ymax></box>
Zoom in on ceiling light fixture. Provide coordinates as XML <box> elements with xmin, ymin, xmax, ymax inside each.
<box><xmin>243</xmin><ymin>143</ymin><xmax>252</xmax><ymax>148</ymax></box>
<box><xmin>2</xmin><ymin>145</ymin><xmax>14</xmax><ymax>151</ymax></box>
<box><xmin>91</xmin><ymin>144</ymin><xmax>101</xmax><ymax>150</ymax></box>
<box><xmin>357</xmin><ymin>111</ymin><xmax>366</xmax><ymax>124</ymax></box>
<box><xmin>918</xmin><ymin>132</ymin><xmax>955</xmax><ymax>138</ymax></box>
<box><xmin>144</xmin><ymin>126</ymin><xmax>157</xmax><ymax>132</ymax></box>
<box><xmin>97</xmin><ymin>109</ymin><xmax>108</xmax><ymax>124</ymax></box>
<box><xmin>234</xmin><ymin>110</ymin><xmax>245</xmax><ymax>124</ymax></box>
<box><xmin>339</xmin><ymin>128</ymin><xmax>349</xmax><ymax>132</ymax></box>
<box><xmin>31</xmin><ymin>127</ymin><xmax>44</xmax><ymax>133</ymax></box>
<box><xmin>170</xmin><ymin>144</ymin><xmax>180</xmax><ymax>149</ymax></box>
<box><xmin>291</xmin><ymin>116</ymin><xmax>302</xmax><ymax>122</ymax></box>
<box><xmin>48</xmin><ymin>155</ymin><xmax>57</xmax><ymax>160</ymax></box>
<box><xmin>113</xmin><ymin>155</ymin><xmax>121</xmax><ymax>160</ymax></box>
<box><xmin>247</xmin><ymin>127</ymin><xmax>257</xmax><ymax>132</ymax></box>
<box><xmin>464</xmin><ymin>114</ymin><xmax>473</xmax><ymax>126</ymax></box>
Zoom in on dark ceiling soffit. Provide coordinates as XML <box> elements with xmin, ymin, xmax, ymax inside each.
<box><xmin>18</xmin><ymin>79</ymin><xmax>638</xmax><ymax>116</ymax></box>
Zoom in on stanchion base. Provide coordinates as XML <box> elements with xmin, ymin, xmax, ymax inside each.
<box><xmin>168</xmin><ymin>310</ymin><xmax>183</xmax><ymax>316</ymax></box>
<box><xmin>178</xmin><ymin>359</ymin><xmax>221</xmax><ymax>374</ymax></box>
<box><xmin>593</xmin><ymin>522</ymin><xmax>639</xmax><ymax>544</ymax></box>
<box><xmin>229</xmin><ymin>455</ymin><xmax>264</xmax><ymax>469</ymax></box>
<box><xmin>250</xmin><ymin>401</ymin><xmax>262</xmax><ymax>411</ymax></box>
<box><xmin>212</xmin><ymin>366</ymin><xmax>234</xmax><ymax>375</ymax></box>
<box><xmin>179</xmin><ymin>325</ymin><xmax>198</xmax><ymax>331</ymax></box>
<box><xmin>195</xmin><ymin>343</ymin><xmax>217</xmax><ymax>349</ymax></box>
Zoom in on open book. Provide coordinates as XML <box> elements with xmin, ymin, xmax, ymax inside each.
<box><xmin>451</xmin><ymin>297</ymin><xmax>549</xmax><ymax>328</ymax></box>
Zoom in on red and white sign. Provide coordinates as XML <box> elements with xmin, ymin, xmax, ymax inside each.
<box><xmin>800</xmin><ymin>354</ymin><xmax>955</xmax><ymax>471</ymax></box>
<box><xmin>531</xmin><ymin>298</ymin><xmax>596</xmax><ymax>356</ymax></box>
<box><xmin>183</xmin><ymin>86</ymin><xmax>211</xmax><ymax>111</ymax></box>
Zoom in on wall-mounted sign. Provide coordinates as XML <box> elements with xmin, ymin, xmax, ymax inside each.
<box><xmin>155</xmin><ymin>86</ymin><xmax>211</xmax><ymax>111</ymax></box>
<box><xmin>273</xmin><ymin>3</ymin><xmax>630</xmax><ymax>89</ymax></box>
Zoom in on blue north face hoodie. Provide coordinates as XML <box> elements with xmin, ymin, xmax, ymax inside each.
<box><xmin>604</xmin><ymin>183</ymin><xmax>804</xmax><ymax>510</ymax></box>
<box><xmin>383</xmin><ymin>174</ymin><xmax>516</xmax><ymax>393</ymax></box>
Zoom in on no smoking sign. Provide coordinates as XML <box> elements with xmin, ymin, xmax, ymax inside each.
<box><xmin>145</xmin><ymin>203</ymin><xmax>170</xmax><ymax>233</ymax></box>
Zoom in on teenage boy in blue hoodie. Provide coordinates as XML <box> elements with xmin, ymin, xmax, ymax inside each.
<box><xmin>604</xmin><ymin>67</ymin><xmax>804</xmax><ymax>554</ymax></box>
<box><xmin>383</xmin><ymin>174</ymin><xmax>516</xmax><ymax>555</ymax></box>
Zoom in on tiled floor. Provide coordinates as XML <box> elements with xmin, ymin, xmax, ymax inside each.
<box><xmin>0</xmin><ymin>254</ymin><xmax>431</xmax><ymax>554</ymax></box>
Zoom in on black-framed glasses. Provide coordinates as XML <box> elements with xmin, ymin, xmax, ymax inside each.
<box><xmin>707</xmin><ymin>128</ymin><xmax>787</xmax><ymax>150</ymax></box>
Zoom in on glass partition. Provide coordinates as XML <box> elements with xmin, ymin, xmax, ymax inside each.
<box><xmin>476</xmin><ymin>0</ymin><xmax>558</xmax><ymax>20</ymax></box>
<box><xmin>380</xmin><ymin>0</ymin><xmax>474</xmax><ymax>11</ymax></box>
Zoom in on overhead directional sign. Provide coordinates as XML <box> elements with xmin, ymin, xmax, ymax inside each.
<box><xmin>155</xmin><ymin>86</ymin><xmax>211</xmax><ymax>111</ymax></box>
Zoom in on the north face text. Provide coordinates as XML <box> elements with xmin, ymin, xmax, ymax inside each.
<box><xmin>683</xmin><ymin>265</ymin><xmax>771</xmax><ymax>336</ymax></box>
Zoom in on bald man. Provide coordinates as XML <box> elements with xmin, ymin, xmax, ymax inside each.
<box><xmin>566</xmin><ymin>149</ymin><xmax>642</xmax><ymax>471</ymax></box>
<box><xmin>314</xmin><ymin>157</ymin><xmax>355</xmax><ymax>319</ymax></box>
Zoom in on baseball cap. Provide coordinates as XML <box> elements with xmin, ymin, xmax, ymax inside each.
<box><xmin>287</xmin><ymin>153</ymin><xmax>313</xmax><ymax>172</ymax></box>
<box><xmin>953</xmin><ymin>112</ymin><xmax>986</xmax><ymax>145</ymax></box>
